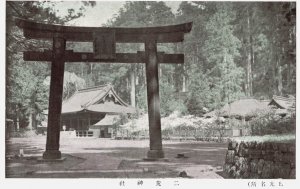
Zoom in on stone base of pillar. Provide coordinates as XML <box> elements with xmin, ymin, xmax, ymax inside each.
<box><xmin>42</xmin><ymin>150</ymin><xmax>61</xmax><ymax>159</ymax></box>
<box><xmin>146</xmin><ymin>149</ymin><xmax>165</xmax><ymax>159</ymax></box>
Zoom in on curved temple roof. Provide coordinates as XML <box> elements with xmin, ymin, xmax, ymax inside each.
<box><xmin>61</xmin><ymin>84</ymin><xmax>135</xmax><ymax>114</ymax></box>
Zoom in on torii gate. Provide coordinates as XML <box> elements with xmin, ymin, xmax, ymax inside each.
<box><xmin>16</xmin><ymin>18</ymin><xmax>192</xmax><ymax>160</ymax></box>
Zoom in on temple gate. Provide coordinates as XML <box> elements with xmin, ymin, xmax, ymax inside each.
<box><xmin>16</xmin><ymin>18</ymin><xmax>192</xmax><ymax>160</ymax></box>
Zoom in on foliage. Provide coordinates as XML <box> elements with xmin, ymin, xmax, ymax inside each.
<box><xmin>159</xmin><ymin>78</ymin><xmax>187</xmax><ymax>116</ymax></box>
<box><xmin>249</xmin><ymin>109</ymin><xmax>296</xmax><ymax>136</ymax></box>
<box><xmin>186</xmin><ymin>69</ymin><xmax>217</xmax><ymax>116</ymax></box>
<box><xmin>122</xmin><ymin>111</ymin><xmax>202</xmax><ymax>132</ymax></box>
<box><xmin>6</xmin><ymin>1</ymin><xmax>95</xmax><ymax>129</ymax></box>
<box><xmin>6</xmin><ymin>54</ymin><xmax>49</xmax><ymax>129</ymax></box>
<box><xmin>109</xmin><ymin>1</ymin><xmax>174</xmax><ymax>27</ymax></box>
<box><xmin>6</xmin><ymin>1</ymin><xmax>296</xmax><ymax>131</ymax></box>
<box><xmin>203</xmin><ymin>3</ymin><xmax>244</xmax><ymax>105</ymax></box>
<box><xmin>233</xmin><ymin>134</ymin><xmax>295</xmax><ymax>143</ymax></box>
<box><xmin>105</xmin><ymin>1</ymin><xmax>176</xmax><ymax>111</ymax></box>
<box><xmin>9</xmin><ymin>129</ymin><xmax>38</xmax><ymax>138</ymax></box>
<box><xmin>44</xmin><ymin>71</ymin><xmax>86</xmax><ymax>100</ymax></box>
<box><xmin>202</xmin><ymin>116</ymin><xmax>229</xmax><ymax>140</ymax></box>
<box><xmin>176</xmin><ymin>1</ymin><xmax>295</xmax><ymax>114</ymax></box>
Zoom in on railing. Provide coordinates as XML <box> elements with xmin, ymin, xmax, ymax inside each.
<box><xmin>76</xmin><ymin>130</ymin><xmax>94</xmax><ymax>137</ymax></box>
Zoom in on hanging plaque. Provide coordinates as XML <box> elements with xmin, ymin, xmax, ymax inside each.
<box><xmin>93</xmin><ymin>30</ymin><xmax>116</xmax><ymax>60</ymax></box>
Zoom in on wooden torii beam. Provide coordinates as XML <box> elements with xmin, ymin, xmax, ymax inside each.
<box><xmin>16</xmin><ymin>18</ymin><xmax>192</xmax><ymax>160</ymax></box>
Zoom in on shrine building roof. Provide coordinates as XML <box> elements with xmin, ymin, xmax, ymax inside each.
<box><xmin>61</xmin><ymin>84</ymin><xmax>135</xmax><ymax>114</ymax></box>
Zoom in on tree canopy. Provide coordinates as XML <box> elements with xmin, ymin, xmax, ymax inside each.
<box><xmin>6</xmin><ymin>1</ymin><xmax>296</xmax><ymax>129</ymax></box>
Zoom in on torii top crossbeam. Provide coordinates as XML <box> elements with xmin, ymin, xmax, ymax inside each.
<box><xmin>15</xmin><ymin>18</ymin><xmax>192</xmax><ymax>160</ymax></box>
<box><xmin>16</xmin><ymin>18</ymin><xmax>192</xmax><ymax>63</ymax></box>
<box><xmin>16</xmin><ymin>18</ymin><xmax>192</xmax><ymax>42</ymax></box>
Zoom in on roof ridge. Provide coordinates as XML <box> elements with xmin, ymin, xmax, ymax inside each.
<box><xmin>78</xmin><ymin>84</ymin><xmax>111</xmax><ymax>93</ymax></box>
<box><xmin>260</xmin><ymin>99</ymin><xmax>270</xmax><ymax>102</ymax></box>
<box><xmin>109</xmin><ymin>87</ymin><xmax>130</xmax><ymax>107</ymax></box>
<box><xmin>81</xmin><ymin>85</ymin><xmax>112</xmax><ymax>107</ymax></box>
<box><xmin>233</xmin><ymin>98</ymin><xmax>260</xmax><ymax>103</ymax></box>
<box><xmin>239</xmin><ymin>96</ymin><xmax>255</xmax><ymax>100</ymax></box>
<box><xmin>273</xmin><ymin>95</ymin><xmax>291</xmax><ymax>101</ymax></box>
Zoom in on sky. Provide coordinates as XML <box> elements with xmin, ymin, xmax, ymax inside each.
<box><xmin>52</xmin><ymin>1</ymin><xmax>181</xmax><ymax>27</ymax></box>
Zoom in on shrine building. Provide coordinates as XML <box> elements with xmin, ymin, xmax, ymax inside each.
<box><xmin>60</xmin><ymin>84</ymin><xmax>135</xmax><ymax>138</ymax></box>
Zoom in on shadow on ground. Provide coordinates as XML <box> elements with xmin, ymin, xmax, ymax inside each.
<box><xmin>6</xmin><ymin>138</ymin><xmax>228</xmax><ymax>178</ymax></box>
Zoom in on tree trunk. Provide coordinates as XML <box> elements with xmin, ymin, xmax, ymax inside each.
<box><xmin>246</xmin><ymin>7</ymin><xmax>253</xmax><ymax>96</ymax></box>
<box><xmin>287</xmin><ymin>61</ymin><xmax>291</xmax><ymax>93</ymax></box>
<box><xmin>173</xmin><ymin>43</ymin><xmax>183</xmax><ymax>92</ymax></box>
<box><xmin>277</xmin><ymin>64</ymin><xmax>283</xmax><ymax>95</ymax></box>
<box><xmin>250</xmin><ymin>35</ymin><xmax>254</xmax><ymax>96</ymax></box>
<box><xmin>130</xmin><ymin>66</ymin><xmax>136</xmax><ymax>107</ymax></box>
<box><xmin>28</xmin><ymin>112</ymin><xmax>33</xmax><ymax>130</ymax></box>
<box><xmin>16</xmin><ymin>115</ymin><xmax>20</xmax><ymax>132</ymax></box>
<box><xmin>81</xmin><ymin>64</ymin><xmax>84</xmax><ymax>78</ymax></box>
<box><xmin>33</xmin><ymin>112</ymin><xmax>37</xmax><ymax>130</ymax></box>
<box><xmin>287</xmin><ymin>23</ymin><xmax>296</xmax><ymax>94</ymax></box>
<box><xmin>243</xmin><ymin>33</ymin><xmax>249</xmax><ymax>95</ymax></box>
<box><xmin>182</xmin><ymin>75</ymin><xmax>186</xmax><ymax>92</ymax></box>
<box><xmin>246</xmin><ymin>51</ymin><xmax>252</xmax><ymax>96</ymax></box>
<box><xmin>159</xmin><ymin>66</ymin><xmax>162</xmax><ymax>78</ymax></box>
<box><xmin>174</xmin><ymin>64</ymin><xmax>181</xmax><ymax>92</ymax></box>
<box><xmin>15</xmin><ymin>105</ymin><xmax>19</xmax><ymax>131</ymax></box>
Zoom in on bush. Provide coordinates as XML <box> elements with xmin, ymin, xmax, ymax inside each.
<box><xmin>10</xmin><ymin>128</ymin><xmax>38</xmax><ymax>138</ymax></box>
<box><xmin>249</xmin><ymin>109</ymin><xmax>295</xmax><ymax>136</ymax></box>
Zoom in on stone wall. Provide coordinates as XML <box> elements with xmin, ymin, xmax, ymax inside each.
<box><xmin>223</xmin><ymin>140</ymin><xmax>296</xmax><ymax>179</ymax></box>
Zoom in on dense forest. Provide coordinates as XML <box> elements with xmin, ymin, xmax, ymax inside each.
<box><xmin>6</xmin><ymin>1</ymin><xmax>296</xmax><ymax>129</ymax></box>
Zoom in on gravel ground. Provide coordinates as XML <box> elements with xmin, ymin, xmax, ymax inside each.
<box><xmin>6</xmin><ymin>136</ymin><xmax>228</xmax><ymax>178</ymax></box>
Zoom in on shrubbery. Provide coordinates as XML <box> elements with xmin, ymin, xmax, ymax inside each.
<box><xmin>9</xmin><ymin>128</ymin><xmax>38</xmax><ymax>138</ymax></box>
<box><xmin>249</xmin><ymin>109</ymin><xmax>295</xmax><ymax>136</ymax></box>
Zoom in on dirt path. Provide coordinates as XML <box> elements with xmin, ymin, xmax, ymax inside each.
<box><xmin>6</xmin><ymin>137</ymin><xmax>227</xmax><ymax>178</ymax></box>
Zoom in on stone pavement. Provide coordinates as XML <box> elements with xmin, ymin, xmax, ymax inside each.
<box><xmin>5</xmin><ymin>137</ymin><xmax>227</xmax><ymax>178</ymax></box>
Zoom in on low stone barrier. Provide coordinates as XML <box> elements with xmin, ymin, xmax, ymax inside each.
<box><xmin>223</xmin><ymin>140</ymin><xmax>295</xmax><ymax>179</ymax></box>
<box><xmin>195</xmin><ymin>137</ymin><xmax>230</xmax><ymax>143</ymax></box>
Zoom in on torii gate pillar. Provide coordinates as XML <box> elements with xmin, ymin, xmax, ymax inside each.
<box><xmin>145</xmin><ymin>39</ymin><xmax>164</xmax><ymax>158</ymax></box>
<box><xmin>43</xmin><ymin>37</ymin><xmax>66</xmax><ymax>159</ymax></box>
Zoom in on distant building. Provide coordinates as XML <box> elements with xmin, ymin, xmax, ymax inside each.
<box><xmin>204</xmin><ymin>95</ymin><xmax>295</xmax><ymax>120</ymax></box>
<box><xmin>61</xmin><ymin>84</ymin><xmax>135</xmax><ymax>137</ymax></box>
<box><xmin>89</xmin><ymin>114</ymin><xmax>120</xmax><ymax>138</ymax></box>
<box><xmin>219</xmin><ymin>98</ymin><xmax>268</xmax><ymax>120</ymax></box>
<box><xmin>202</xmin><ymin>96</ymin><xmax>295</xmax><ymax>137</ymax></box>
<box><xmin>268</xmin><ymin>95</ymin><xmax>295</xmax><ymax>116</ymax></box>
<box><xmin>42</xmin><ymin>84</ymin><xmax>135</xmax><ymax>138</ymax></box>
<box><xmin>203</xmin><ymin>98</ymin><xmax>268</xmax><ymax>120</ymax></box>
